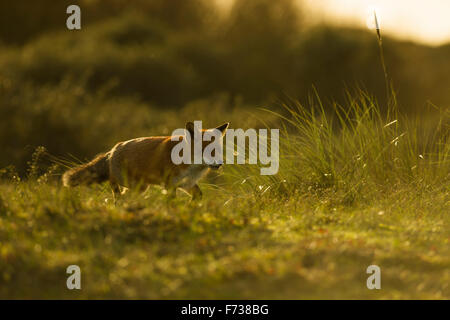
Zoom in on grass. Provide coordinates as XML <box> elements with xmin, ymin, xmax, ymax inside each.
<box><xmin>0</xmin><ymin>91</ymin><xmax>448</xmax><ymax>299</ymax></box>
<box><xmin>0</xmin><ymin>0</ymin><xmax>448</xmax><ymax>300</ymax></box>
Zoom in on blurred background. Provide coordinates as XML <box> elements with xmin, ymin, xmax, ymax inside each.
<box><xmin>0</xmin><ymin>0</ymin><xmax>449</xmax><ymax>175</ymax></box>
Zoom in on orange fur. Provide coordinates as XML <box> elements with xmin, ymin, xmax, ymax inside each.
<box><xmin>62</xmin><ymin>122</ymin><xmax>229</xmax><ymax>199</ymax></box>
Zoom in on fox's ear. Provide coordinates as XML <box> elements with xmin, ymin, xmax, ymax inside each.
<box><xmin>185</xmin><ymin>121</ymin><xmax>196</xmax><ymax>137</ymax></box>
<box><xmin>216</xmin><ymin>122</ymin><xmax>230</xmax><ymax>136</ymax></box>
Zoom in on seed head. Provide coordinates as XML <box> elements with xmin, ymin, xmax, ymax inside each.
<box><xmin>374</xmin><ymin>11</ymin><xmax>382</xmax><ymax>42</ymax></box>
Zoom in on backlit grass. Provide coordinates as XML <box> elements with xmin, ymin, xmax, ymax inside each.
<box><xmin>0</xmin><ymin>92</ymin><xmax>448</xmax><ymax>299</ymax></box>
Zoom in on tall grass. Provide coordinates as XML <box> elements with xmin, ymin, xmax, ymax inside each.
<box><xmin>224</xmin><ymin>89</ymin><xmax>449</xmax><ymax>204</ymax></box>
<box><xmin>222</xmin><ymin>13</ymin><xmax>449</xmax><ymax>204</ymax></box>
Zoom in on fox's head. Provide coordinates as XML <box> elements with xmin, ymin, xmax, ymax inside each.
<box><xmin>185</xmin><ymin>121</ymin><xmax>229</xmax><ymax>169</ymax></box>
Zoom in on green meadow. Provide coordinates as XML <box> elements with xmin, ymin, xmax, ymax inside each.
<box><xmin>1</xmin><ymin>93</ymin><xmax>448</xmax><ymax>299</ymax></box>
<box><xmin>0</xmin><ymin>0</ymin><xmax>448</xmax><ymax>299</ymax></box>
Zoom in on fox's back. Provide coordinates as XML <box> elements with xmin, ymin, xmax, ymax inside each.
<box><xmin>109</xmin><ymin>136</ymin><xmax>187</xmax><ymax>185</ymax></box>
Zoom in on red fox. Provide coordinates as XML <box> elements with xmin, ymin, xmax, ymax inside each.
<box><xmin>62</xmin><ymin>122</ymin><xmax>229</xmax><ymax>199</ymax></box>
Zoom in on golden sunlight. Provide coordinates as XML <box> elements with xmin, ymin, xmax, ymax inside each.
<box><xmin>303</xmin><ymin>0</ymin><xmax>450</xmax><ymax>45</ymax></box>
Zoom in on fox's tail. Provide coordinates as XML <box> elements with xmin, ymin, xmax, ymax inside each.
<box><xmin>62</xmin><ymin>153</ymin><xmax>110</xmax><ymax>187</ymax></box>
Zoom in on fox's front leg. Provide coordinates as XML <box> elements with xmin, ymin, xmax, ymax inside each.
<box><xmin>190</xmin><ymin>184</ymin><xmax>202</xmax><ymax>200</ymax></box>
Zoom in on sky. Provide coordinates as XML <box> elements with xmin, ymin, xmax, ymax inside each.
<box><xmin>217</xmin><ymin>0</ymin><xmax>450</xmax><ymax>46</ymax></box>
<box><xmin>303</xmin><ymin>0</ymin><xmax>450</xmax><ymax>45</ymax></box>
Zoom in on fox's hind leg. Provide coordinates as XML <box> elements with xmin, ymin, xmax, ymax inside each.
<box><xmin>109</xmin><ymin>157</ymin><xmax>127</xmax><ymax>204</ymax></box>
<box><xmin>109</xmin><ymin>182</ymin><xmax>120</xmax><ymax>204</ymax></box>
<box><xmin>109</xmin><ymin>155</ymin><xmax>129</xmax><ymax>193</ymax></box>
